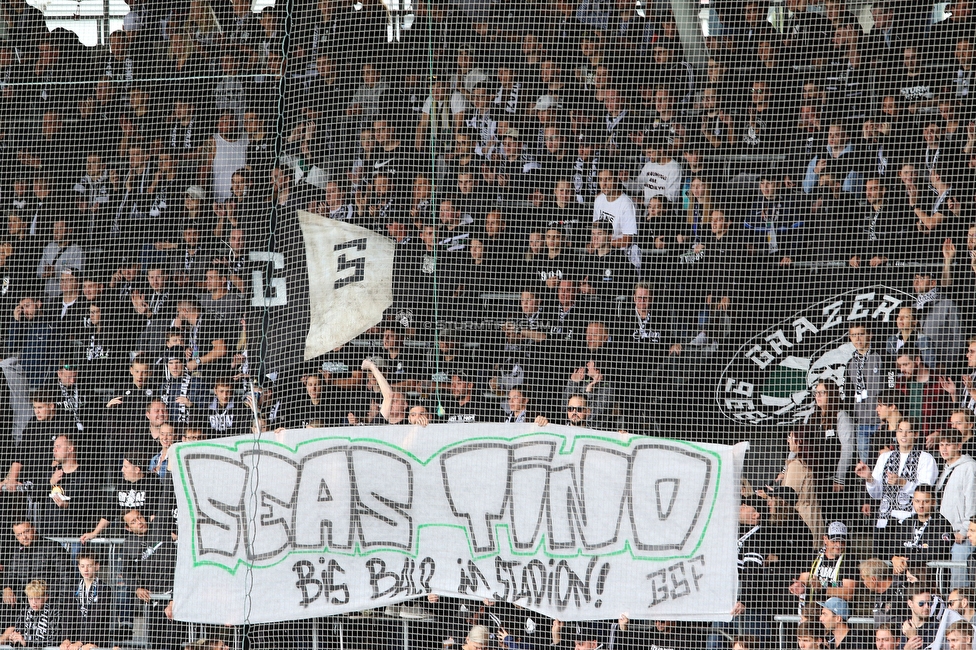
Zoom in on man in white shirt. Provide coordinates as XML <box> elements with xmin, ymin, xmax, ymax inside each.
<box><xmin>624</xmin><ymin>133</ymin><xmax>681</xmax><ymax>206</ymax></box>
<box><xmin>936</xmin><ymin>429</ymin><xmax>976</xmax><ymax>588</ymax></box>
<box><xmin>592</xmin><ymin>167</ymin><xmax>639</xmax><ymax>270</ymax></box>
<box><xmin>854</xmin><ymin>417</ymin><xmax>939</xmax><ymax>533</ymax></box>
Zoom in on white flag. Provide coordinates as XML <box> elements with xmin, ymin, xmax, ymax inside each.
<box><xmin>298</xmin><ymin>211</ymin><xmax>394</xmax><ymax>359</ymax></box>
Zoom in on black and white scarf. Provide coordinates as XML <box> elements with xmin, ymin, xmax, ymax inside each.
<box><xmin>914</xmin><ymin>287</ymin><xmax>940</xmax><ymax>312</ymax></box>
<box><xmin>74</xmin><ymin>579</ymin><xmax>100</xmax><ymax>619</ymax></box>
<box><xmin>209</xmin><ymin>399</ymin><xmax>236</xmax><ymax>432</ymax></box>
<box><xmin>879</xmin><ymin>449</ymin><xmax>921</xmax><ymax>520</ymax></box>
<box><xmin>496</xmin><ymin>82</ymin><xmax>521</xmax><ymax>115</ymax></box>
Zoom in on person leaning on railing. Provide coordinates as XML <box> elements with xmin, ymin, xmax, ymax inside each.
<box><xmin>0</xmin><ymin>579</ymin><xmax>61</xmax><ymax>649</ymax></box>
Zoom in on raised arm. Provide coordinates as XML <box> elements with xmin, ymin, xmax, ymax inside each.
<box><xmin>362</xmin><ymin>358</ymin><xmax>394</xmax><ymax>421</ymax></box>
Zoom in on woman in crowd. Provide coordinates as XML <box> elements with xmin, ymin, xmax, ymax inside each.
<box><xmin>812</xmin><ymin>380</ymin><xmax>855</xmax><ymax>520</ymax></box>
<box><xmin>776</xmin><ymin>428</ymin><xmax>824</xmax><ymax>546</ymax></box>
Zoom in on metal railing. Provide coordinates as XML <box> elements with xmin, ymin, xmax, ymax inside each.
<box><xmin>43</xmin><ymin>535</ymin><xmax>176</xmax><ymax>648</ymax></box>
<box><xmin>772</xmin><ymin>560</ymin><xmax>969</xmax><ymax>650</ymax></box>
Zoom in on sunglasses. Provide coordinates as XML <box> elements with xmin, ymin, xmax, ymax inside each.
<box><xmin>567</xmin><ymin>406</ymin><xmax>585</xmax><ymax>413</ymax></box>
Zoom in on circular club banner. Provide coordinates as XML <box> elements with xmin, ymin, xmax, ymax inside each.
<box><xmin>716</xmin><ymin>286</ymin><xmax>912</xmax><ymax>426</ymax></box>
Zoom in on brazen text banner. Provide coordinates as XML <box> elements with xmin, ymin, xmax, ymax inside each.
<box><xmin>171</xmin><ymin>424</ymin><xmax>746</xmax><ymax>624</ymax></box>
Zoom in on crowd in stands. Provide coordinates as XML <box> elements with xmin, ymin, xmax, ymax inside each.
<box><xmin>9</xmin><ymin>0</ymin><xmax>976</xmax><ymax>647</ymax></box>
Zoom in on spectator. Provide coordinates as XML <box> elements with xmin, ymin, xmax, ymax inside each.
<box><xmin>796</xmin><ymin>620</ymin><xmax>825</xmax><ymax>650</ymax></box>
<box><xmin>913</xmin><ymin>271</ymin><xmax>964</xmax><ymax>374</ymax></box>
<box><xmin>887</xmin><ymin>485</ymin><xmax>953</xmax><ymax>580</ymax></box>
<box><xmin>0</xmin><ymin>520</ymin><xmax>70</xmax><ymax>622</ymax></box>
<box><xmin>893</xmin><ymin>347</ymin><xmax>952</xmax><ymax>436</ymax></box>
<box><xmin>493</xmin><ymin>128</ymin><xmax>540</xmax><ymax>203</ymax></box>
<box><xmin>4</xmin><ymin>294</ymin><xmax>58</xmax><ymax>402</ymax></box>
<box><xmin>501</xmin><ymin>389</ymin><xmax>542</xmax><ymax>424</ymax></box>
<box><xmin>743</xmin><ymin>170</ymin><xmax>801</xmax><ymax>269</ymax></box>
<box><xmin>84</xmin><ymin>448</ymin><xmax>162</xmax><ymax>544</ymax></box>
<box><xmin>859</xmin><ymin>561</ymin><xmax>908</xmax><ymax>627</ymax></box>
<box><xmin>578</xmin><ymin>222</ymin><xmax>635</xmax><ymax>301</ymax></box>
<box><xmin>947</xmin><ymin>620</ymin><xmax>973</xmax><ymax>650</ymax></box>
<box><xmin>739</xmin><ymin>78</ymin><xmax>784</xmax><ymax>154</ymax></box>
<box><xmin>35</xmin><ymin>434</ymin><xmax>100</xmax><ymax>540</ymax></box>
<box><xmin>699</xmin><ymin>86</ymin><xmax>735</xmax><ymax>151</ymax></box>
<box><xmin>854</xmin><ymin>417</ymin><xmax>939</xmax><ymax>534</ymax></box>
<box><xmin>148</xmin><ymin>423</ymin><xmax>175</xmax><ymax>479</ymax></box>
<box><xmin>874</xmin><ymin>625</ymin><xmax>900</xmax><ymax>650</ymax></box>
<box><xmin>818</xmin><ymin>597</ymin><xmax>866</xmax><ymax>650</ymax></box>
<box><xmin>617</xmin><ymin>282</ymin><xmax>679</xmax><ymax>430</ymax></box>
<box><xmin>120</xmin><ymin>507</ymin><xmax>181</xmax><ymax>650</ymax></box>
<box><xmin>157</xmin><ymin>350</ymin><xmax>207</xmax><ymax>426</ymax></box>
<box><xmin>175</xmin><ymin>296</ymin><xmax>230</xmax><ymax>378</ymax></box>
<box><xmin>207</xmin><ymin>112</ymin><xmax>248</xmax><ymax>203</ymax></box>
<box><xmin>560</xmin><ymin>321</ymin><xmax>616</xmax><ymax>429</ymax></box>
<box><xmin>60</xmin><ymin>551</ymin><xmax>113</xmax><ymax>650</ymax></box>
<box><xmin>848</xmin><ymin>175</ymin><xmax>911</xmax><ymax>271</ymax></box>
<box><xmin>902</xmin><ymin>584</ymin><xmax>942</xmax><ymax>648</ymax></box>
<box><xmin>803</xmin><ymin>122</ymin><xmax>860</xmax><ymax>197</ymax></box>
<box><xmin>913</xmin><ymin>162</ymin><xmax>962</xmax><ymax>266</ymax></box>
<box><xmin>846</xmin><ymin>323</ymin><xmax>885</xmax><ymax>464</ymax></box>
<box><xmin>887</xmin><ymin>307</ymin><xmax>919</xmax><ymax>359</ymax></box>
<box><xmin>45</xmin><ymin>360</ymin><xmax>89</xmax><ymax>437</ymax></box>
<box><xmin>0</xmin><ymin>580</ymin><xmax>61</xmax><ymax>649</ymax></box>
<box><xmin>935</xmin><ymin>429</ymin><xmax>976</xmax><ymax>588</ymax></box>
<box><xmin>706</xmin><ymin>497</ymin><xmax>771</xmax><ymax>650</ymax></box>
<box><xmin>789</xmin><ymin>521</ymin><xmax>859</xmax><ymax>609</ymax></box>
<box><xmin>105</xmin><ymin>354</ymin><xmax>155</xmax><ymax>437</ymax></box>
<box><xmin>759</xmin><ymin>486</ymin><xmax>809</xmax><ymax>615</ymax></box>
<box><xmin>949</xmin><ymin>409</ymin><xmax>976</xmax><ymax>457</ymax></box>
<box><xmin>440</xmin><ymin>370</ymin><xmax>490</xmax><ymax>425</ymax></box>
<box><xmin>811</xmin><ymin>380</ymin><xmax>854</xmax><ymax>520</ymax></box>
<box><xmin>205</xmin><ymin>377</ymin><xmax>247</xmax><ymax>438</ymax></box>
<box><xmin>534</xmin><ymin>394</ymin><xmax>598</xmax><ymax>429</ymax></box>
<box><xmin>776</xmin><ymin>428</ymin><xmax>825</xmax><ymax>545</ymax></box>
<box><xmin>946</xmin><ymin>588</ymin><xmax>976</xmax><ymax>624</ymax></box>
<box><xmin>2</xmin><ymin>389</ymin><xmax>68</xmax><ymax>493</ymax></box>
<box><xmin>592</xmin><ymin>167</ymin><xmax>639</xmax><ymax>271</ymax></box>
<box><xmin>624</xmin><ymin>133</ymin><xmax>681</xmax><ymax>206</ymax></box>
<box><xmin>37</xmin><ymin>220</ymin><xmax>83</xmax><ymax>300</ymax></box>
<box><xmin>359</xmin><ymin>359</ymin><xmax>423</xmax><ymax>426</ymax></box>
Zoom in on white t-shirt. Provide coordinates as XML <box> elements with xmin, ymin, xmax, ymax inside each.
<box><xmin>424</xmin><ymin>94</ymin><xmax>467</xmax><ymax>116</ymax></box>
<box><xmin>626</xmin><ymin>158</ymin><xmax>682</xmax><ymax>205</ymax></box>
<box><xmin>212</xmin><ymin>133</ymin><xmax>248</xmax><ymax>201</ymax></box>
<box><xmin>592</xmin><ymin>192</ymin><xmax>639</xmax><ymax>268</ymax></box>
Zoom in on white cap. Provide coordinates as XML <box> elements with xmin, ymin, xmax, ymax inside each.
<box><xmin>534</xmin><ymin>94</ymin><xmax>556</xmax><ymax>111</ymax></box>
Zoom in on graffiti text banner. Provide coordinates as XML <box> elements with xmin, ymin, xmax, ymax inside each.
<box><xmin>171</xmin><ymin>424</ymin><xmax>745</xmax><ymax>624</ymax></box>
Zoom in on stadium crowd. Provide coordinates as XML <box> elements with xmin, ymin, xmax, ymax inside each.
<box><xmin>9</xmin><ymin>0</ymin><xmax>976</xmax><ymax>647</ymax></box>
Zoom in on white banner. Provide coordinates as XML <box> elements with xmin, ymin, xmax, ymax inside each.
<box><xmin>298</xmin><ymin>211</ymin><xmax>394</xmax><ymax>359</ymax></box>
<box><xmin>171</xmin><ymin>424</ymin><xmax>745</xmax><ymax>625</ymax></box>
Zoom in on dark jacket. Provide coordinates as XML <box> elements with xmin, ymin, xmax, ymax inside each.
<box><xmin>63</xmin><ymin>578</ymin><xmax>113</xmax><ymax>647</ymax></box>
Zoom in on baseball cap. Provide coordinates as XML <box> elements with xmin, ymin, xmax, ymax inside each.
<box><xmin>534</xmin><ymin>94</ymin><xmax>556</xmax><ymax>111</ymax></box>
<box><xmin>826</xmin><ymin>521</ymin><xmax>848</xmax><ymax>541</ymax></box>
<box><xmin>818</xmin><ymin>597</ymin><xmax>850</xmax><ymax>621</ymax></box>
<box><xmin>463</xmin><ymin>69</ymin><xmax>488</xmax><ymax>92</ymax></box>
